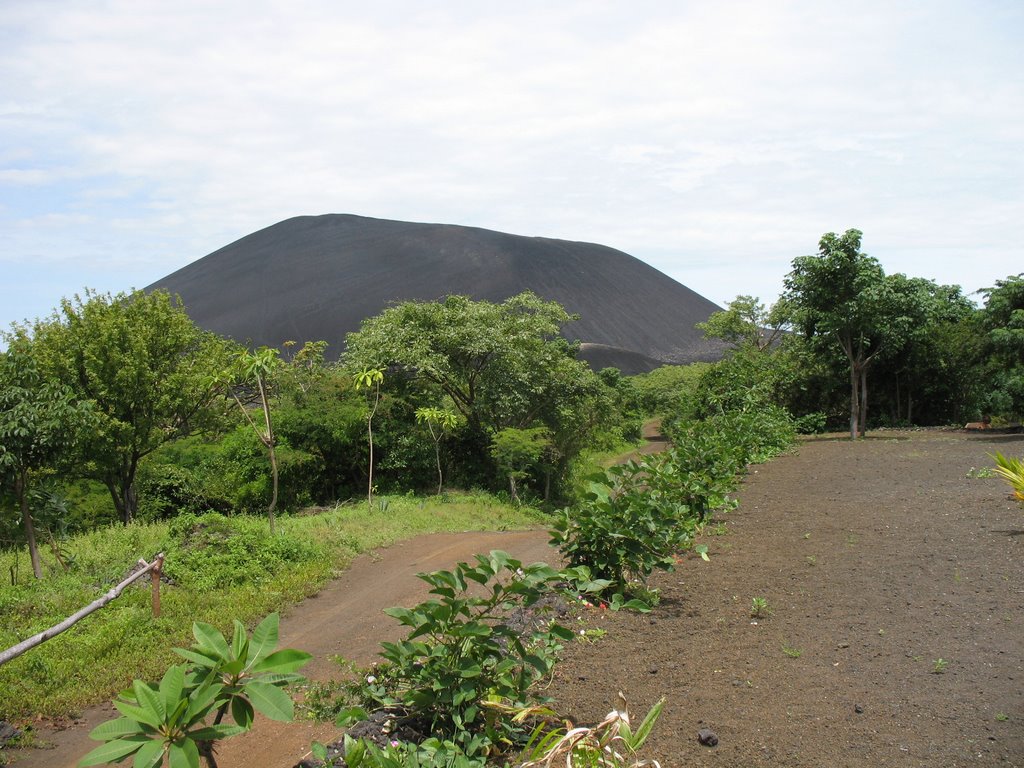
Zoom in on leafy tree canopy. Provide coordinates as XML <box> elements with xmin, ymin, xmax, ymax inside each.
<box><xmin>19</xmin><ymin>289</ymin><xmax>233</xmax><ymax>523</ymax></box>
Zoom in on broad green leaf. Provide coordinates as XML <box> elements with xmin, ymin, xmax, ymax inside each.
<box><xmin>88</xmin><ymin>717</ymin><xmax>145</xmax><ymax>741</ymax></box>
<box><xmin>230</xmin><ymin>695</ymin><xmax>255</xmax><ymax>728</ymax></box>
<box><xmin>189</xmin><ymin>724</ymin><xmax>248</xmax><ymax>741</ymax></box>
<box><xmin>158</xmin><ymin>665</ymin><xmax>185</xmax><ymax>717</ymax></box>
<box><xmin>231</xmin><ymin>619</ymin><xmax>248</xmax><ymax>661</ymax></box>
<box><xmin>78</xmin><ymin>735</ymin><xmax>149</xmax><ymax>766</ymax></box>
<box><xmin>113</xmin><ymin>700</ymin><xmax>162</xmax><ymax>730</ymax></box>
<box><xmin>168</xmin><ymin>738</ymin><xmax>201</xmax><ymax>768</ymax></box>
<box><xmin>132</xmin><ymin>737</ymin><xmax>165</xmax><ymax>768</ymax></box>
<box><xmin>243</xmin><ymin>680</ymin><xmax>295</xmax><ymax>721</ymax></box>
<box><xmin>334</xmin><ymin>706</ymin><xmax>368</xmax><ymax>728</ymax></box>
<box><xmin>172</xmin><ymin>648</ymin><xmax>219</xmax><ymax>668</ymax></box>
<box><xmin>248</xmin><ymin>613</ymin><xmax>280</xmax><ymax>666</ymax></box>
<box><xmin>191</xmin><ymin>621</ymin><xmax>230</xmax><ymax>659</ymax></box>
<box><xmin>250</xmin><ymin>648</ymin><xmax>311</xmax><ymax>674</ymax></box>
<box><xmin>132</xmin><ymin>680</ymin><xmax>165</xmax><ymax>723</ymax></box>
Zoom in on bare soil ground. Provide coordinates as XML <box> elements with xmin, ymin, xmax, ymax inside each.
<box><xmin>6</xmin><ymin>428</ymin><xmax>1022</xmax><ymax>767</ymax></box>
<box><xmin>550</xmin><ymin>429</ymin><xmax>1024</xmax><ymax>767</ymax></box>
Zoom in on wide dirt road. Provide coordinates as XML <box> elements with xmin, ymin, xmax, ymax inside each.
<box><xmin>550</xmin><ymin>429</ymin><xmax>1024</xmax><ymax>767</ymax></box>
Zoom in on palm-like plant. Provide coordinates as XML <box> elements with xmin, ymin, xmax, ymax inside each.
<box><xmin>991</xmin><ymin>452</ymin><xmax>1024</xmax><ymax>502</ymax></box>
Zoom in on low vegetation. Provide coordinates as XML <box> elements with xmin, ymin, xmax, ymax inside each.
<box><xmin>0</xmin><ymin>495</ymin><xmax>542</xmax><ymax>719</ymax></box>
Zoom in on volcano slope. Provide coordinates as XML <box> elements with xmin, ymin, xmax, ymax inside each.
<box><xmin>148</xmin><ymin>214</ymin><xmax>726</xmax><ymax>374</ymax></box>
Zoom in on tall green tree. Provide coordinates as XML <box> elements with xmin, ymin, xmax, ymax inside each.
<box><xmin>344</xmin><ymin>292</ymin><xmax>603</xmax><ymax>495</ymax></box>
<box><xmin>0</xmin><ymin>341</ymin><xmax>94</xmax><ymax>577</ymax></box>
<box><xmin>25</xmin><ymin>289</ymin><xmax>231</xmax><ymax>523</ymax></box>
<box><xmin>975</xmin><ymin>275</ymin><xmax>1024</xmax><ymax>419</ymax></box>
<box><xmin>785</xmin><ymin>230</ymin><xmax>904</xmax><ymax>439</ymax></box>
<box><xmin>344</xmin><ymin>292</ymin><xmax>584</xmax><ymax>433</ymax></box>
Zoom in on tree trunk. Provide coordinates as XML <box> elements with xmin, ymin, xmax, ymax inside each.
<box><xmin>509</xmin><ymin>475</ymin><xmax>518</xmax><ymax>504</ymax></box>
<box><xmin>434</xmin><ymin>440</ymin><xmax>443</xmax><ymax>495</ymax></box>
<box><xmin>258</xmin><ymin>375</ymin><xmax>277</xmax><ymax>535</ymax></box>
<box><xmin>266</xmin><ymin>442</ymin><xmax>278</xmax><ymax>535</ymax></box>
<box><xmin>16</xmin><ymin>472</ymin><xmax>42</xmax><ymax>579</ymax></box>
<box><xmin>849</xmin><ymin>363</ymin><xmax>859</xmax><ymax>440</ymax></box>
<box><xmin>858</xmin><ymin>365</ymin><xmax>869</xmax><ymax>438</ymax></box>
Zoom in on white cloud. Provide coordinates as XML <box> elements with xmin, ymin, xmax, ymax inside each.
<box><xmin>1</xmin><ymin>0</ymin><xmax>1022</xmax><ymax>327</ymax></box>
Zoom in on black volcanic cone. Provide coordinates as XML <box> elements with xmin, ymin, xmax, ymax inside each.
<box><xmin>148</xmin><ymin>214</ymin><xmax>725</xmax><ymax>375</ymax></box>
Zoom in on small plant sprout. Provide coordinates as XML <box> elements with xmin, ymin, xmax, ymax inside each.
<box><xmin>966</xmin><ymin>466</ymin><xmax>995</xmax><ymax>479</ymax></box>
<box><xmin>750</xmin><ymin>597</ymin><xmax>772</xmax><ymax>619</ymax></box>
<box><xmin>782</xmin><ymin>645</ymin><xmax>802</xmax><ymax>658</ymax></box>
<box><xmin>805</xmin><ymin>555</ymin><xmax>817</xmax><ymax>566</ymax></box>
<box><xmin>996</xmin><ymin>713</ymin><xmax>1009</xmax><ymax>722</ymax></box>
<box><xmin>932</xmin><ymin>658</ymin><xmax>950</xmax><ymax>674</ymax></box>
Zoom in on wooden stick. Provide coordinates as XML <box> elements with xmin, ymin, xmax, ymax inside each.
<box><xmin>151</xmin><ymin>553</ymin><xmax>165</xmax><ymax>618</ymax></box>
<box><xmin>0</xmin><ymin>552</ymin><xmax>166</xmax><ymax>667</ymax></box>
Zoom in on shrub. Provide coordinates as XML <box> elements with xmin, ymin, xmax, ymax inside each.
<box><xmin>364</xmin><ymin>551</ymin><xmax>575</xmax><ymax>756</ymax></box>
<box><xmin>164</xmin><ymin>512</ymin><xmax>323</xmax><ymax>591</ymax></box>
<box><xmin>551</xmin><ymin>456</ymin><xmax>698</xmax><ymax>596</ymax></box>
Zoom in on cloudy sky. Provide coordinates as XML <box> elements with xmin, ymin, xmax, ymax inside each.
<box><xmin>2</xmin><ymin>0</ymin><xmax>1021</xmax><ymax>330</ymax></box>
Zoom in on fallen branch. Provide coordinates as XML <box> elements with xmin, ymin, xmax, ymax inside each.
<box><xmin>0</xmin><ymin>552</ymin><xmax>165</xmax><ymax>668</ymax></box>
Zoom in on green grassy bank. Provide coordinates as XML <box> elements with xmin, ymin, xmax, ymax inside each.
<box><xmin>0</xmin><ymin>493</ymin><xmax>544</xmax><ymax>720</ymax></box>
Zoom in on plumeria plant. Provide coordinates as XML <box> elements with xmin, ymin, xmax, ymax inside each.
<box><xmin>80</xmin><ymin>613</ymin><xmax>310</xmax><ymax>768</ymax></box>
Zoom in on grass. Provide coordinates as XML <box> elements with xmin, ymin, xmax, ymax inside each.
<box><xmin>781</xmin><ymin>644</ymin><xmax>802</xmax><ymax>658</ymax></box>
<box><xmin>0</xmin><ymin>492</ymin><xmax>545</xmax><ymax>721</ymax></box>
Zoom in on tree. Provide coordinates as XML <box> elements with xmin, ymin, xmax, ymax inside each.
<box><xmin>977</xmin><ymin>274</ymin><xmax>1024</xmax><ymax>419</ymax></box>
<box><xmin>222</xmin><ymin>347</ymin><xmax>283</xmax><ymax>534</ymax></box>
<box><xmin>697</xmin><ymin>295</ymin><xmax>790</xmax><ymax>352</ymax></box>
<box><xmin>354</xmin><ymin>367</ymin><xmax>385</xmax><ymax>509</ymax></box>
<box><xmin>415</xmin><ymin>407</ymin><xmax>459</xmax><ymax>494</ymax></box>
<box><xmin>344</xmin><ymin>293</ymin><xmax>606</xmax><ymax>495</ymax></box>
<box><xmin>344</xmin><ymin>293</ymin><xmax>583</xmax><ymax>431</ymax></box>
<box><xmin>0</xmin><ymin>342</ymin><xmax>94</xmax><ymax>577</ymax></box>
<box><xmin>489</xmin><ymin>427</ymin><xmax>551</xmax><ymax>503</ymax></box>
<box><xmin>24</xmin><ymin>290</ymin><xmax>230</xmax><ymax>523</ymax></box>
<box><xmin>784</xmin><ymin>230</ymin><xmax>902</xmax><ymax>439</ymax></box>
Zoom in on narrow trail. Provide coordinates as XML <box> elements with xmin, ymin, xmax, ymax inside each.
<box><xmin>8</xmin><ymin>530</ymin><xmax>556</xmax><ymax>768</ymax></box>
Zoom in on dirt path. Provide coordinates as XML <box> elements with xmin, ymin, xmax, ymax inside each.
<box><xmin>7</xmin><ymin>529</ymin><xmax>556</xmax><ymax>768</ymax></box>
<box><xmin>550</xmin><ymin>430</ymin><xmax>1024</xmax><ymax>767</ymax></box>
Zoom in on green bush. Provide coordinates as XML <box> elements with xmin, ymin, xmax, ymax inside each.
<box><xmin>163</xmin><ymin>512</ymin><xmax>324</xmax><ymax>591</ymax></box>
<box><xmin>551</xmin><ymin>455</ymin><xmax>698</xmax><ymax>596</ymax></box>
<box><xmin>365</xmin><ymin>551</ymin><xmax>574</xmax><ymax>756</ymax></box>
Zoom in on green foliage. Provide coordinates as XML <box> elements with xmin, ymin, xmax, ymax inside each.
<box><xmin>312</xmin><ymin>734</ymin><xmax>482</xmax><ymax>768</ymax></box>
<box><xmin>0</xmin><ymin>493</ymin><xmax>541</xmax><ymax>720</ymax></box>
<box><xmin>489</xmin><ymin>427</ymin><xmax>552</xmax><ymax>502</ymax></box>
<box><xmin>163</xmin><ymin>512</ymin><xmax>322</xmax><ymax>591</ymax></box>
<box><xmin>625</xmin><ymin>363</ymin><xmax>709</xmax><ymax>417</ymax></box>
<box><xmin>344</xmin><ymin>293</ymin><xmax>607</xmax><ymax>497</ymax></box>
<box><xmin>550</xmin><ymin>456</ymin><xmax>697</xmax><ymax>597</ymax></box>
<box><xmin>368</xmin><ymin>551</ymin><xmax>575</xmax><ymax>755</ymax></box>
<box><xmin>991</xmin><ymin>452</ymin><xmax>1024</xmax><ymax>503</ymax></box>
<box><xmin>80</xmin><ymin>613</ymin><xmax>309</xmax><ymax>768</ymax></box>
<box><xmin>977</xmin><ymin>275</ymin><xmax>1024</xmax><ymax>419</ymax></box>
<box><xmin>19</xmin><ymin>289</ymin><xmax>232</xmax><ymax>523</ymax></box>
<box><xmin>0</xmin><ymin>341</ymin><xmax>96</xmax><ymax>577</ymax></box>
<box><xmin>750</xmin><ymin>597</ymin><xmax>771</xmax><ymax>619</ymax></box>
<box><xmin>555</xmin><ymin>404</ymin><xmax>794</xmax><ymax>601</ymax></box>
<box><xmin>697</xmin><ymin>294</ymin><xmax>789</xmax><ymax>351</ymax></box>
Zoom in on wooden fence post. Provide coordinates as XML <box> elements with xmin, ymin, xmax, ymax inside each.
<box><xmin>151</xmin><ymin>553</ymin><xmax>165</xmax><ymax>617</ymax></box>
